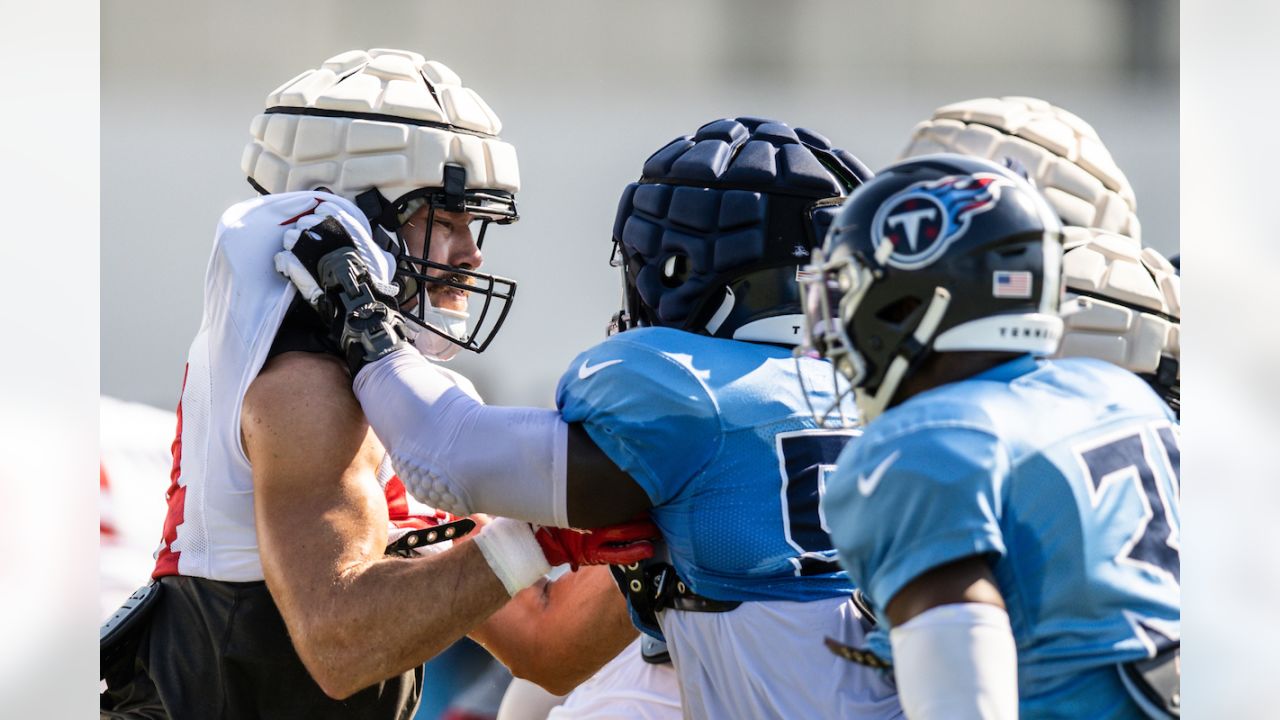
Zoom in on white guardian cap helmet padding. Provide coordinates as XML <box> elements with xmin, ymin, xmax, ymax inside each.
<box><xmin>1058</xmin><ymin>228</ymin><xmax>1180</xmax><ymax>413</ymax></box>
<box><xmin>242</xmin><ymin>48</ymin><xmax>521</xmax><ymax>359</ymax></box>
<box><xmin>900</xmin><ymin>96</ymin><xmax>1140</xmax><ymax>241</ymax></box>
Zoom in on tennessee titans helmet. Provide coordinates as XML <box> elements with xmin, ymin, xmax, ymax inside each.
<box><xmin>899</xmin><ymin>97</ymin><xmax>1180</xmax><ymax>418</ymax></box>
<box><xmin>801</xmin><ymin>154</ymin><xmax>1065</xmax><ymax>421</ymax></box>
<box><xmin>609</xmin><ymin>117</ymin><xmax>872</xmax><ymax>345</ymax></box>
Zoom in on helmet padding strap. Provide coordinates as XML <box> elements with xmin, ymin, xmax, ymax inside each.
<box><xmin>443</xmin><ymin>165</ymin><xmax>467</xmax><ymax>212</ymax></box>
<box><xmin>355</xmin><ymin>188</ymin><xmax>400</xmax><ymax>232</ymax></box>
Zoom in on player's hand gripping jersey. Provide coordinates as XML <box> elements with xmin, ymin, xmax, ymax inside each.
<box><xmin>826</xmin><ymin>355</ymin><xmax>1180</xmax><ymax>719</ymax></box>
<box><xmin>558</xmin><ymin>327</ymin><xmax>901</xmax><ymax>719</ymax></box>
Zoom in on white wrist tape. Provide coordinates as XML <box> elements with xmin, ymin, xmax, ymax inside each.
<box><xmin>472</xmin><ymin>517</ymin><xmax>551</xmax><ymax>596</ymax></box>
<box><xmin>889</xmin><ymin>603</ymin><xmax>1019</xmax><ymax>720</ymax></box>
<box><xmin>354</xmin><ymin>347</ymin><xmax>570</xmax><ymax>526</ymax></box>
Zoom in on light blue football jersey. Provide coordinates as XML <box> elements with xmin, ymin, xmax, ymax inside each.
<box><xmin>556</xmin><ymin>327</ymin><xmax>859</xmax><ymax>603</ymax></box>
<box><xmin>825</xmin><ymin>355</ymin><xmax>1180</xmax><ymax>719</ymax></box>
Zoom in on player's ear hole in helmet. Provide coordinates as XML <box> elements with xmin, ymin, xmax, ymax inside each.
<box><xmin>800</xmin><ymin>153</ymin><xmax>1067</xmax><ymax>421</ymax></box>
<box><xmin>607</xmin><ymin>116</ymin><xmax>873</xmax><ymax>346</ymax></box>
<box><xmin>241</xmin><ymin>48</ymin><xmax>521</xmax><ymax>359</ymax></box>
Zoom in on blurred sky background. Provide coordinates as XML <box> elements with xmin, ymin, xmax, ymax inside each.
<box><xmin>102</xmin><ymin>0</ymin><xmax>1179</xmax><ymax>411</ymax></box>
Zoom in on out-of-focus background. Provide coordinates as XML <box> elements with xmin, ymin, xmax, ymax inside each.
<box><xmin>103</xmin><ymin>0</ymin><xmax>1179</xmax><ymax>412</ymax></box>
<box><xmin>94</xmin><ymin>1</ymin><xmax>1184</xmax><ymax>719</ymax></box>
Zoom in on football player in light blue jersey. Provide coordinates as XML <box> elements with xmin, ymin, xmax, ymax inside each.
<box><xmin>274</xmin><ymin>117</ymin><xmax>904</xmax><ymax>718</ymax></box>
<box><xmin>546</xmin><ymin>118</ymin><xmax>905</xmax><ymax>719</ymax></box>
<box><xmin>550</xmin><ymin>118</ymin><xmax>902</xmax><ymax>718</ymax></box>
<box><xmin>799</xmin><ymin>154</ymin><xmax>1180</xmax><ymax>720</ymax></box>
<box><xmin>566</xmin><ymin>117</ymin><xmax>874</xmax><ymax>606</ymax></box>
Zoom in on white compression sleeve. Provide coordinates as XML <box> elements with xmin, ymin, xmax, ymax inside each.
<box><xmin>353</xmin><ymin>347</ymin><xmax>570</xmax><ymax>527</ymax></box>
<box><xmin>888</xmin><ymin>603</ymin><xmax>1019</xmax><ymax>720</ymax></box>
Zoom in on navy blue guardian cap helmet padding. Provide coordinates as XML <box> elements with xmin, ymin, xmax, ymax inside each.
<box><xmin>800</xmin><ymin>154</ymin><xmax>1066</xmax><ymax>421</ymax></box>
<box><xmin>609</xmin><ymin>117</ymin><xmax>873</xmax><ymax>345</ymax></box>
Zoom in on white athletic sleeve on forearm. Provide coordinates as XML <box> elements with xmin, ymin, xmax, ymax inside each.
<box><xmin>354</xmin><ymin>346</ymin><xmax>570</xmax><ymax>527</ymax></box>
<box><xmin>888</xmin><ymin>603</ymin><xmax>1019</xmax><ymax>720</ymax></box>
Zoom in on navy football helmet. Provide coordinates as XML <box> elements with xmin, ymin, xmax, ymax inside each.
<box><xmin>609</xmin><ymin>117</ymin><xmax>872</xmax><ymax>345</ymax></box>
<box><xmin>800</xmin><ymin>154</ymin><xmax>1065</xmax><ymax>421</ymax></box>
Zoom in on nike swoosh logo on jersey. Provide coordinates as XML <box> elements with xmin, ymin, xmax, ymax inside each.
<box><xmin>578</xmin><ymin>358</ymin><xmax>623</xmax><ymax>380</ymax></box>
<box><xmin>857</xmin><ymin>450</ymin><xmax>901</xmax><ymax>497</ymax></box>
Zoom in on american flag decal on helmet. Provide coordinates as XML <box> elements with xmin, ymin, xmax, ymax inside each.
<box><xmin>993</xmin><ymin>270</ymin><xmax>1033</xmax><ymax>298</ymax></box>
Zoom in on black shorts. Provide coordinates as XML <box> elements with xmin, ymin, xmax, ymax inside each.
<box><xmin>101</xmin><ymin>575</ymin><xmax>421</xmax><ymax>720</ymax></box>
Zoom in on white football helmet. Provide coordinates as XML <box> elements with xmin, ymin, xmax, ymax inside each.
<box><xmin>242</xmin><ymin>48</ymin><xmax>521</xmax><ymax>359</ymax></box>
<box><xmin>899</xmin><ymin>95</ymin><xmax>1140</xmax><ymax>241</ymax></box>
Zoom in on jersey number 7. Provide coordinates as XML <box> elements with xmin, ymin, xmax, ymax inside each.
<box><xmin>776</xmin><ymin>429</ymin><xmax>861</xmax><ymax>577</ymax></box>
<box><xmin>1075</xmin><ymin>422</ymin><xmax>1181</xmax><ymax>584</ymax></box>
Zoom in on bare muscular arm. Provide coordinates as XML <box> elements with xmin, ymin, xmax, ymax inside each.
<box><xmin>244</xmin><ymin>351</ymin><xmax>511</xmax><ymax>700</ymax></box>
<box><xmin>471</xmin><ymin>565</ymin><xmax>637</xmax><ymax>696</ymax></box>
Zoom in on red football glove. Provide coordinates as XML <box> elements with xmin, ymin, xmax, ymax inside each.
<box><xmin>534</xmin><ymin>517</ymin><xmax>660</xmax><ymax>571</ymax></box>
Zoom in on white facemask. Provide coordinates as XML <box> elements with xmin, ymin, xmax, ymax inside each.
<box><xmin>408</xmin><ymin>300</ymin><xmax>470</xmax><ymax>362</ymax></box>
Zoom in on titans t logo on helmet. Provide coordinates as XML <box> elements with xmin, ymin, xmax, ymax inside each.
<box><xmin>871</xmin><ymin>173</ymin><xmax>1011</xmax><ymax>269</ymax></box>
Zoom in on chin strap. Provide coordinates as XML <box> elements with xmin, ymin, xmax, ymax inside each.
<box><xmin>315</xmin><ymin>248</ymin><xmax>412</xmax><ymax>377</ymax></box>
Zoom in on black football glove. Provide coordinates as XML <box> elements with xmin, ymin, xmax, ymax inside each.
<box><xmin>276</xmin><ymin>215</ymin><xmax>411</xmax><ymax>377</ymax></box>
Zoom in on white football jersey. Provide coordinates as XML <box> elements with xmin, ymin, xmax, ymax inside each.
<box><xmin>546</xmin><ymin>636</ymin><xmax>681</xmax><ymax>720</ymax></box>
<box><xmin>152</xmin><ymin>192</ymin><xmax>468</xmax><ymax>582</ymax></box>
<box><xmin>659</xmin><ymin>596</ymin><xmax>903</xmax><ymax>720</ymax></box>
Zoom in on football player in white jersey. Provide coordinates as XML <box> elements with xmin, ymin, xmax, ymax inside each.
<box><xmin>99</xmin><ymin>49</ymin><xmax>658</xmax><ymax>720</ymax></box>
<box><xmin>898</xmin><ymin>96</ymin><xmax>1179</xmax><ymax>415</ymax></box>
